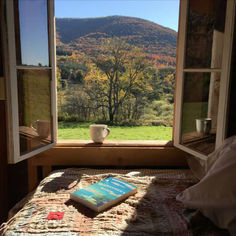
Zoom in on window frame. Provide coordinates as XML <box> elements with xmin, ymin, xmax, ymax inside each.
<box><xmin>5</xmin><ymin>0</ymin><xmax>178</xmax><ymax>165</ymax></box>
<box><xmin>173</xmin><ymin>0</ymin><xmax>236</xmax><ymax>162</ymax></box>
<box><xmin>5</xmin><ymin>0</ymin><xmax>235</xmax><ymax>166</ymax></box>
<box><xmin>5</xmin><ymin>0</ymin><xmax>57</xmax><ymax>163</ymax></box>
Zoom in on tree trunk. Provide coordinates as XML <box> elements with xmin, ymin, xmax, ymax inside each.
<box><xmin>109</xmin><ymin>109</ymin><xmax>113</xmax><ymax>122</ymax></box>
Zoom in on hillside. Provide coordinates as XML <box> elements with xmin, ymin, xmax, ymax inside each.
<box><xmin>56</xmin><ymin>15</ymin><xmax>177</xmax><ymax>57</ymax></box>
<box><xmin>56</xmin><ymin>16</ymin><xmax>177</xmax><ymax>125</ymax></box>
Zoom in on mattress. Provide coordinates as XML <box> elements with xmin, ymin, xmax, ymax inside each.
<box><xmin>0</xmin><ymin>168</ymin><xmax>229</xmax><ymax>236</ymax></box>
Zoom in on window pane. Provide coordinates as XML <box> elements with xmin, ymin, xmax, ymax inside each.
<box><xmin>185</xmin><ymin>0</ymin><xmax>226</xmax><ymax>68</ymax></box>
<box><xmin>16</xmin><ymin>0</ymin><xmax>49</xmax><ymax>66</ymax></box>
<box><xmin>181</xmin><ymin>72</ymin><xmax>220</xmax><ymax>155</ymax></box>
<box><xmin>17</xmin><ymin>69</ymin><xmax>52</xmax><ymax>155</ymax></box>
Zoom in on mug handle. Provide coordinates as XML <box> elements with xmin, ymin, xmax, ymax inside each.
<box><xmin>104</xmin><ymin>127</ymin><xmax>110</xmax><ymax>138</ymax></box>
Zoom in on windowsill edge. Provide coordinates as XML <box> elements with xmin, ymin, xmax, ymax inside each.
<box><xmin>56</xmin><ymin>139</ymin><xmax>173</xmax><ymax>147</ymax></box>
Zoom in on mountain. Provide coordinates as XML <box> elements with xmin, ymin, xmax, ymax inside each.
<box><xmin>56</xmin><ymin>15</ymin><xmax>177</xmax><ymax>58</ymax></box>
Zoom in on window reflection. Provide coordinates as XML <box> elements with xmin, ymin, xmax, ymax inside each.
<box><xmin>185</xmin><ymin>0</ymin><xmax>226</xmax><ymax>68</ymax></box>
<box><xmin>16</xmin><ymin>0</ymin><xmax>49</xmax><ymax>66</ymax></box>
<box><xmin>181</xmin><ymin>72</ymin><xmax>220</xmax><ymax>155</ymax></box>
<box><xmin>17</xmin><ymin>69</ymin><xmax>52</xmax><ymax>155</ymax></box>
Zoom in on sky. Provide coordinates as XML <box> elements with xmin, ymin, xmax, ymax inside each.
<box><xmin>55</xmin><ymin>0</ymin><xmax>179</xmax><ymax>31</ymax></box>
<box><xmin>19</xmin><ymin>0</ymin><xmax>49</xmax><ymax>66</ymax></box>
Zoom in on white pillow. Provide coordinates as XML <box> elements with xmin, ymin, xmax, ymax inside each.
<box><xmin>176</xmin><ymin>135</ymin><xmax>236</xmax><ymax>235</ymax></box>
<box><xmin>207</xmin><ymin>135</ymin><xmax>236</xmax><ymax>171</ymax></box>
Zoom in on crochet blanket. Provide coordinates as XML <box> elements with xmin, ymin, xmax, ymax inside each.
<box><xmin>0</xmin><ymin>168</ymin><xmax>229</xmax><ymax>236</ymax></box>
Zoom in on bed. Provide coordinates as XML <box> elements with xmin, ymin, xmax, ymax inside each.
<box><xmin>0</xmin><ymin>168</ymin><xmax>229</xmax><ymax>236</ymax></box>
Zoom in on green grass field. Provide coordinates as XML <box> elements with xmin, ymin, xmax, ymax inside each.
<box><xmin>58</xmin><ymin>122</ymin><xmax>172</xmax><ymax>140</ymax></box>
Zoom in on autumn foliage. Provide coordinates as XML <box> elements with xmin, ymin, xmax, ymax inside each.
<box><xmin>56</xmin><ymin>16</ymin><xmax>176</xmax><ymax>126</ymax></box>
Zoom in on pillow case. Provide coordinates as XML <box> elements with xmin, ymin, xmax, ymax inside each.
<box><xmin>176</xmin><ymin>135</ymin><xmax>236</xmax><ymax>235</ymax></box>
<box><xmin>186</xmin><ymin>136</ymin><xmax>236</xmax><ymax>180</ymax></box>
<box><xmin>206</xmin><ymin>135</ymin><xmax>236</xmax><ymax>171</ymax></box>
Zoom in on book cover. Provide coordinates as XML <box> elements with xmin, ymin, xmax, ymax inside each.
<box><xmin>70</xmin><ymin>176</ymin><xmax>137</xmax><ymax>212</ymax></box>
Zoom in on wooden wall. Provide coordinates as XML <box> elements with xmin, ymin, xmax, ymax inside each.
<box><xmin>0</xmin><ymin>4</ymin><xmax>28</xmax><ymax>224</ymax></box>
<box><xmin>0</xmin><ymin>4</ymin><xmax>8</xmax><ymax>221</ymax></box>
<box><xmin>0</xmin><ymin>100</ymin><xmax>8</xmax><ymax>223</ymax></box>
<box><xmin>0</xmin><ymin>77</ymin><xmax>28</xmax><ymax>225</ymax></box>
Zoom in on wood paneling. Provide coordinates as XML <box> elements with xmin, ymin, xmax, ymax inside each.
<box><xmin>0</xmin><ymin>2</ymin><xmax>28</xmax><ymax>222</ymax></box>
<box><xmin>32</xmin><ymin>146</ymin><xmax>187</xmax><ymax>167</ymax></box>
<box><xmin>0</xmin><ymin>100</ymin><xmax>8</xmax><ymax>223</ymax></box>
<box><xmin>7</xmin><ymin>161</ymin><xmax>28</xmax><ymax>209</ymax></box>
<box><xmin>0</xmin><ymin>1</ymin><xmax>8</xmax><ymax>222</ymax></box>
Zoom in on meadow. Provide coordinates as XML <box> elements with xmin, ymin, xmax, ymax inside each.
<box><xmin>58</xmin><ymin>122</ymin><xmax>172</xmax><ymax>140</ymax></box>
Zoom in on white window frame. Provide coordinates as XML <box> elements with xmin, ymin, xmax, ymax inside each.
<box><xmin>174</xmin><ymin>0</ymin><xmax>236</xmax><ymax>162</ymax></box>
<box><xmin>5</xmin><ymin>0</ymin><xmax>57</xmax><ymax>163</ymax></box>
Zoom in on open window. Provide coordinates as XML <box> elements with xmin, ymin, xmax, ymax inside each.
<box><xmin>5</xmin><ymin>0</ymin><xmax>56</xmax><ymax>163</ymax></box>
<box><xmin>4</xmin><ymin>0</ymin><xmax>236</xmax><ymax>165</ymax></box>
<box><xmin>55</xmin><ymin>2</ymin><xmax>179</xmax><ymax>142</ymax></box>
<box><xmin>174</xmin><ymin>0</ymin><xmax>235</xmax><ymax>164</ymax></box>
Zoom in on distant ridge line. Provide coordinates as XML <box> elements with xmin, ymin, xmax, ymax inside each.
<box><xmin>56</xmin><ymin>15</ymin><xmax>177</xmax><ymax>57</ymax></box>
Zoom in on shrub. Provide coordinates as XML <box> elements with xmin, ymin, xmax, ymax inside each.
<box><xmin>57</xmin><ymin>112</ymin><xmax>69</xmax><ymax>121</ymax></box>
<box><xmin>139</xmin><ymin>100</ymin><xmax>173</xmax><ymax>126</ymax></box>
<box><xmin>118</xmin><ymin>120</ymin><xmax>141</xmax><ymax>126</ymax></box>
<box><xmin>64</xmin><ymin>114</ymin><xmax>85</xmax><ymax>122</ymax></box>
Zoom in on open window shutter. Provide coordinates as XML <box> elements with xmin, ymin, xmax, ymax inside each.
<box><xmin>5</xmin><ymin>0</ymin><xmax>56</xmax><ymax>163</ymax></box>
<box><xmin>174</xmin><ymin>0</ymin><xmax>235</xmax><ymax>163</ymax></box>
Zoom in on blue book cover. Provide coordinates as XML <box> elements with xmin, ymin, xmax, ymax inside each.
<box><xmin>70</xmin><ymin>176</ymin><xmax>137</xmax><ymax>212</ymax></box>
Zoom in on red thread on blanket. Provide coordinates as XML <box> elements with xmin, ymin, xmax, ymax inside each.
<box><xmin>46</xmin><ymin>211</ymin><xmax>64</xmax><ymax>220</ymax></box>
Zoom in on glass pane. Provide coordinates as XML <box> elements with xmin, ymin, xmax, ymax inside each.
<box><xmin>17</xmin><ymin>69</ymin><xmax>52</xmax><ymax>155</ymax></box>
<box><xmin>185</xmin><ymin>0</ymin><xmax>226</xmax><ymax>68</ymax></box>
<box><xmin>181</xmin><ymin>72</ymin><xmax>221</xmax><ymax>155</ymax></box>
<box><xmin>16</xmin><ymin>0</ymin><xmax>49</xmax><ymax>66</ymax></box>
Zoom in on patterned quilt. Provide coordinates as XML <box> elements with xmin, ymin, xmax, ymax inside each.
<box><xmin>0</xmin><ymin>168</ymin><xmax>230</xmax><ymax>236</ymax></box>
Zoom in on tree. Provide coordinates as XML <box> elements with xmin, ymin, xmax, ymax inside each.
<box><xmin>85</xmin><ymin>38</ymin><xmax>148</xmax><ymax>122</ymax></box>
<box><xmin>157</xmin><ymin>67</ymin><xmax>175</xmax><ymax>103</ymax></box>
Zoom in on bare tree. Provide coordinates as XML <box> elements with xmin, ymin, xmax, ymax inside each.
<box><xmin>85</xmin><ymin>38</ymin><xmax>147</xmax><ymax>122</ymax></box>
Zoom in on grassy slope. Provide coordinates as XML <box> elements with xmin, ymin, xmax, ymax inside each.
<box><xmin>58</xmin><ymin>122</ymin><xmax>172</xmax><ymax>140</ymax></box>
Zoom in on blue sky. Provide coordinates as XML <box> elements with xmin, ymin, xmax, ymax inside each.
<box><xmin>55</xmin><ymin>0</ymin><xmax>179</xmax><ymax>31</ymax></box>
<box><xmin>19</xmin><ymin>0</ymin><xmax>49</xmax><ymax>66</ymax></box>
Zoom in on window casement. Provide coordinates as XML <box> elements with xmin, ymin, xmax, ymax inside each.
<box><xmin>3</xmin><ymin>0</ymin><xmax>235</xmax><ymax>164</ymax></box>
<box><xmin>5</xmin><ymin>0</ymin><xmax>57</xmax><ymax>163</ymax></box>
<box><xmin>174</xmin><ymin>0</ymin><xmax>236</xmax><ymax>166</ymax></box>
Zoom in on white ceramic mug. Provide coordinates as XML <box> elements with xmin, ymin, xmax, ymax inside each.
<box><xmin>89</xmin><ymin>124</ymin><xmax>110</xmax><ymax>143</ymax></box>
<box><xmin>196</xmin><ymin>118</ymin><xmax>211</xmax><ymax>135</ymax></box>
<box><xmin>32</xmin><ymin>120</ymin><xmax>50</xmax><ymax>138</ymax></box>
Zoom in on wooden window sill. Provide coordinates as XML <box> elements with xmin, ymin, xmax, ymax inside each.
<box><xmin>56</xmin><ymin>139</ymin><xmax>173</xmax><ymax>147</ymax></box>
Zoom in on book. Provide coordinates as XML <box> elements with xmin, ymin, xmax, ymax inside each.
<box><xmin>70</xmin><ymin>176</ymin><xmax>137</xmax><ymax>212</ymax></box>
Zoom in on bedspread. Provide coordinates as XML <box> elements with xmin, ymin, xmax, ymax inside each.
<box><xmin>0</xmin><ymin>168</ymin><xmax>230</xmax><ymax>236</ymax></box>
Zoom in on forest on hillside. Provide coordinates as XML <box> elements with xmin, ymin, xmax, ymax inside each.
<box><xmin>56</xmin><ymin>16</ymin><xmax>176</xmax><ymax>126</ymax></box>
